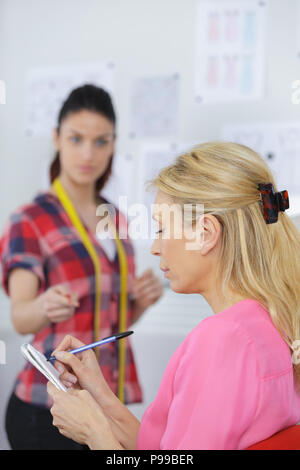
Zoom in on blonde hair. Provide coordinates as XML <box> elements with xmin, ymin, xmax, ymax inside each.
<box><xmin>150</xmin><ymin>141</ymin><xmax>300</xmax><ymax>387</ymax></box>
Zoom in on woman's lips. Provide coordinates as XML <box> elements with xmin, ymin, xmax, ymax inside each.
<box><xmin>160</xmin><ymin>267</ymin><xmax>170</xmax><ymax>277</ymax></box>
<box><xmin>79</xmin><ymin>165</ymin><xmax>94</xmax><ymax>172</ymax></box>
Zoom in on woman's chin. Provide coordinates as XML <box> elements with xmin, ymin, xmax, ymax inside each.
<box><xmin>169</xmin><ymin>278</ymin><xmax>197</xmax><ymax>295</ymax></box>
<box><xmin>169</xmin><ymin>279</ymin><xmax>186</xmax><ymax>294</ymax></box>
<box><xmin>77</xmin><ymin>172</ymin><xmax>96</xmax><ymax>183</ymax></box>
<box><xmin>72</xmin><ymin>172</ymin><xmax>98</xmax><ymax>187</ymax></box>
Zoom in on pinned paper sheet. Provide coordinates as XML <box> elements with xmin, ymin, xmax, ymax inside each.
<box><xmin>138</xmin><ymin>141</ymin><xmax>179</xmax><ymax>208</ymax></box>
<box><xmin>101</xmin><ymin>152</ymin><xmax>136</xmax><ymax>211</ymax></box>
<box><xmin>138</xmin><ymin>140</ymin><xmax>199</xmax><ymax>228</ymax></box>
<box><xmin>25</xmin><ymin>62</ymin><xmax>116</xmax><ymax>137</ymax></box>
<box><xmin>221</xmin><ymin>122</ymin><xmax>300</xmax><ymax>199</ymax></box>
<box><xmin>129</xmin><ymin>74</ymin><xmax>180</xmax><ymax>138</ymax></box>
<box><xmin>194</xmin><ymin>0</ymin><xmax>267</xmax><ymax>103</ymax></box>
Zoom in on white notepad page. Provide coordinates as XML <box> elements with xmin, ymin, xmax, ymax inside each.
<box><xmin>21</xmin><ymin>343</ymin><xmax>67</xmax><ymax>392</ymax></box>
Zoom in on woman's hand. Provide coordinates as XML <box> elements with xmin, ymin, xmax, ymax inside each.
<box><xmin>51</xmin><ymin>335</ymin><xmax>112</xmax><ymax>404</ymax></box>
<box><xmin>38</xmin><ymin>284</ymin><xmax>79</xmax><ymax>324</ymax></box>
<box><xmin>131</xmin><ymin>269</ymin><xmax>164</xmax><ymax>324</ymax></box>
<box><xmin>50</xmin><ymin>335</ymin><xmax>141</xmax><ymax>450</ymax></box>
<box><xmin>47</xmin><ymin>383</ymin><xmax>123</xmax><ymax>450</ymax></box>
<box><xmin>8</xmin><ymin>270</ymin><xmax>79</xmax><ymax>335</ymax></box>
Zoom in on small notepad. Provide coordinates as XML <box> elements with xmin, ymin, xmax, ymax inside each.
<box><xmin>21</xmin><ymin>343</ymin><xmax>67</xmax><ymax>392</ymax></box>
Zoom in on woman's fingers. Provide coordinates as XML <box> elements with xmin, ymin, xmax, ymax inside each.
<box><xmin>51</xmin><ymin>335</ymin><xmax>87</xmax><ymax>375</ymax></box>
<box><xmin>132</xmin><ymin>276</ymin><xmax>162</xmax><ymax>299</ymax></box>
<box><xmin>143</xmin><ymin>284</ymin><xmax>163</xmax><ymax>300</ymax></box>
<box><xmin>53</xmin><ymin>335</ymin><xmax>85</xmax><ymax>355</ymax></box>
<box><xmin>51</xmin><ymin>336</ymin><xmax>85</xmax><ymax>360</ymax></box>
<box><xmin>52</xmin><ymin>285</ymin><xmax>80</xmax><ymax>307</ymax></box>
<box><xmin>59</xmin><ymin>370</ymin><xmax>78</xmax><ymax>385</ymax></box>
<box><xmin>52</xmin><ymin>357</ymin><xmax>77</xmax><ymax>385</ymax></box>
<box><xmin>46</xmin><ymin>307</ymin><xmax>75</xmax><ymax>319</ymax></box>
<box><xmin>54</xmin><ymin>351</ymin><xmax>85</xmax><ymax>378</ymax></box>
<box><xmin>132</xmin><ymin>277</ymin><xmax>154</xmax><ymax>295</ymax></box>
<box><xmin>47</xmin><ymin>381</ymin><xmax>59</xmax><ymax>398</ymax></box>
<box><xmin>53</xmin><ymin>284</ymin><xmax>71</xmax><ymax>297</ymax></box>
<box><xmin>51</xmin><ymin>292</ymin><xmax>79</xmax><ymax>308</ymax></box>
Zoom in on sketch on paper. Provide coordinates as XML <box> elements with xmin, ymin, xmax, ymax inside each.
<box><xmin>129</xmin><ymin>74</ymin><xmax>180</xmax><ymax>138</ymax></box>
<box><xmin>25</xmin><ymin>62</ymin><xmax>116</xmax><ymax>137</ymax></box>
<box><xmin>101</xmin><ymin>152</ymin><xmax>136</xmax><ymax>212</ymax></box>
<box><xmin>137</xmin><ymin>141</ymin><xmax>199</xmax><ymax>231</ymax></box>
<box><xmin>221</xmin><ymin>122</ymin><xmax>300</xmax><ymax>197</ymax></box>
<box><xmin>194</xmin><ymin>0</ymin><xmax>267</xmax><ymax>102</ymax></box>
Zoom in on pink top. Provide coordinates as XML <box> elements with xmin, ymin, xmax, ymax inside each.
<box><xmin>136</xmin><ymin>299</ymin><xmax>300</xmax><ymax>450</ymax></box>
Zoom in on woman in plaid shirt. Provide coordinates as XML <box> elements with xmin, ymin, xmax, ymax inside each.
<box><xmin>0</xmin><ymin>84</ymin><xmax>163</xmax><ymax>450</ymax></box>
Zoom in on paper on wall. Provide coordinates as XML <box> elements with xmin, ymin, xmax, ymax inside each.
<box><xmin>25</xmin><ymin>61</ymin><xmax>116</xmax><ymax>137</ymax></box>
<box><xmin>194</xmin><ymin>0</ymin><xmax>267</xmax><ymax>103</ymax></box>
<box><xmin>137</xmin><ymin>140</ymin><xmax>199</xmax><ymax>237</ymax></box>
<box><xmin>221</xmin><ymin>122</ymin><xmax>300</xmax><ymax>200</ymax></box>
<box><xmin>101</xmin><ymin>151</ymin><xmax>136</xmax><ymax>212</ymax></box>
<box><xmin>129</xmin><ymin>74</ymin><xmax>180</xmax><ymax>138</ymax></box>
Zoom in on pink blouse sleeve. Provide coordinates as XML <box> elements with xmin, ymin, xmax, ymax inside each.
<box><xmin>160</xmin><ymin>317</ymin><xmax>260</xmax><ymax>450</ymax></box>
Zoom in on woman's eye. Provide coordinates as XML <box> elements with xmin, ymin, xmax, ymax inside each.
<box><xmin>96</xmin><ymin>139</ymin><xmax>109</xmax><ymax>147</ymax></box>
<box><xmin>70</xmin><ymin>136</ymin><xmax>81</xmax><ymax>143</ymax></box>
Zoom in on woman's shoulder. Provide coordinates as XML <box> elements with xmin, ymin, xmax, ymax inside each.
<box><xmin>9</xmin><ymin>191</ymin><xmax>54</xmax><ymax>215</ymax></box>
<box><xmin>182</xmin><ymin>305</ymin><xmax>253</xmax><ymax>354</ymax></box>
<box><xmin>8</xmin><ymin>191</ymin><xmax>60</xmax><ymax>222</ymax></box>
<box><xmin>2</xmin><ymin>192</ymin><xmax>60</xmax><ymax>239</ymax></box>
<box><xmin>183</xmin><ymin>298</ymin><xmax>293</xmax><ymax>379</ymax></box>
<box><xmin>187</xmin><ymin>298</ymin><xmax>278</xmax><ymax>338</ymax></box>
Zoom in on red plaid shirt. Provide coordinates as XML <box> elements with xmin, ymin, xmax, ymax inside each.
<box><xmin>0</xmin><ymin>191</ymin><xmax>143</xmax><ymax>408</ymax></box>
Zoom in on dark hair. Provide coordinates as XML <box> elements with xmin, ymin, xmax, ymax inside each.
<box><xmin>50</xmin><ymin>84</ymin><xmax>116</xmax><ymax>199</ymax></box>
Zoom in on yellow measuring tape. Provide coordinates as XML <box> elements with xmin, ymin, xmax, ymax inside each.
<box><xmin>52</xmin><ymin>178</ymin><xmax>128</xmax><ymax>403</ymax></box>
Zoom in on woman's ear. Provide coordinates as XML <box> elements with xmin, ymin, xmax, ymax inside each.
<box><xmin>198</xmin><ymin>215</ymin><xmax>222</xmax><ymax>256</ymax></box>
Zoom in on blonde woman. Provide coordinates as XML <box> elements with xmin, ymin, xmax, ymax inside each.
<box><xmin>47</xmin><ymin>142</ymin><xmax>300</xmax><ymax>450</ymax></box>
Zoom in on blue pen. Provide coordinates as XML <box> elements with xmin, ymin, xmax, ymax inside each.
<box><xmin>47</xmin><ymin>330</ymin><xmax>134</xmax><ymax>361</ymax></box>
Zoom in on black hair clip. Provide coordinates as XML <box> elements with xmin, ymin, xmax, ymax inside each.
<box><xmin>258</xmin><ymin>183</ymin><xmax>289</xmax><ymax>224</ymax></box>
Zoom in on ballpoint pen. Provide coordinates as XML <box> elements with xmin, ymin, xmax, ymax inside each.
<box><xmin>47</xmin><ymin>330</ymin><xmax>134</xmax><ymax>361</ymax></box>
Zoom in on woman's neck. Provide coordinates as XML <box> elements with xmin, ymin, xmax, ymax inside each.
<box><xmin>57</xmin><ymin>173</ymin><xmax>97</xmax><ymax>208</ymax></box>
<box><xmin>202</xmin><ymin>285</ymin><xmax>248</xmax><ymax>315</ymax></box>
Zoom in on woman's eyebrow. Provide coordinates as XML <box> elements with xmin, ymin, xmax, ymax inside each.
<box><xmin>65</xmin><ymin>128</ymin><xmax>84</xmax><ymax>134</ymax></box>
<box><xmin>66</xmin><ymin>128</ymin><xmax>113</xmax><ymax>138</ymax></box>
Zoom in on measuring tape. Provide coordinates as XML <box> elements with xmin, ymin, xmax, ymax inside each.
<box><xmin>52</xmin><ymin>178</ymin><xmax>128</xmax><ymax>403</ymax></box>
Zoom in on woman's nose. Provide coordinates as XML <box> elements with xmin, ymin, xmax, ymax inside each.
<box><xmin>81</xmin><ymin>142</ymin><xmax>94</xmax><ymax>160</ymax></box>
<box><xmin>151</xmin><ymin>238</ymin><xmax>160</xmax><ymax>256</ymax></box>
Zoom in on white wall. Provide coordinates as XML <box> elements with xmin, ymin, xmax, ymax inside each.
<box><xmin>1</xmin><ymin>0</ymin><xmax>300</xmax><ymax>227</ymax></box>
<box><xmin>1</xmin><ymin>0</ymin><xmax>300</xmax><ymax>450</ymax></box>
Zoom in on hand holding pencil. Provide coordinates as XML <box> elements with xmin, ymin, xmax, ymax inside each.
<box><xmin>47</xmin><ymin>333</ymin><xmax>134</xmax><ymax>449</ymax></box>
<box><xmin>48</xmin><ymin>332</ymin><xmax>132</xmax><ymax>393</ymax></box>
